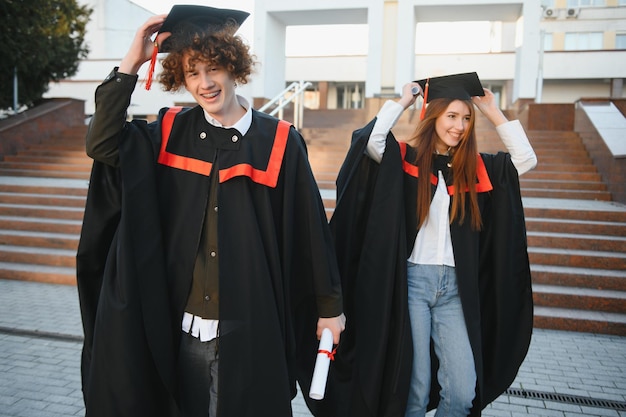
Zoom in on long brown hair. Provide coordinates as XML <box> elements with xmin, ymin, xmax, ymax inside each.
<box><xmin>407</xmin><ymin>98</ymin><xmax>482</xmax><ymax>230</ymax></box>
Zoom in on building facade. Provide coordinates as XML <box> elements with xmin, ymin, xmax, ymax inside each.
<box><xmin>45</xmin><ymin>0</ymin><xmax>626</xmax><ymax>116</ymax></box>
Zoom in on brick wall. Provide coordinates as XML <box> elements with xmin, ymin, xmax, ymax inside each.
<box><xmin>0</xmin><ymin>98</ymin><xmax>85</xmax><ymax>158</ymax></box>
<box><xmin>527</xmin><ymin>103</ymin><xmax>575</xmax><ymax>131</ymax></box>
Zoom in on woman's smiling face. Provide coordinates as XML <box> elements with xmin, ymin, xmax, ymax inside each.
<box><xmin>434</xmin><ymin>99</ymin><xmax>471</xmax><ymax>154</ymax></box>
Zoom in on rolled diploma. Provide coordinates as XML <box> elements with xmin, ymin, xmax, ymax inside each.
<box><xmin>309</xmin><ymin>328</ymin><xmax>333</xmax><ymax>400</ymax></box>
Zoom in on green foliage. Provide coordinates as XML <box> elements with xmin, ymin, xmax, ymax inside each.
<box><xmin>0</xmin><ymin>0</ymin><xmax>92</xmax><ymax>109</ymax></box>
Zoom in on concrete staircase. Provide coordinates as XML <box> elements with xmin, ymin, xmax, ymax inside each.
<box><xmin>0</xmin><ymin>108</ymin><xmax>624</xmax><ymax>335</ymax></box>
<box><xmin>0</xmin><ymin>126</ymin><xmax>89</xmax><ymax>285</ymax></box>
<box><xmin>304</xmin><ymin>108</ymin><xmax>626</xmax><ymax>336</ymax></box>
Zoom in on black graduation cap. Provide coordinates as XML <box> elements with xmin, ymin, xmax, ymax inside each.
<box><xmin>414</xmin><ymin>72</ymin><xmax>485</xmax><ymax>119</ymax></box>
<box><xmin>158</xmin><ymin>5</ymin><xmax>250</xmax><ymax>53</ymax></box>
<box><xmin>145</xmin><ymin>5</ymin><xmax>250</xmax><ymax>90</ymax></box>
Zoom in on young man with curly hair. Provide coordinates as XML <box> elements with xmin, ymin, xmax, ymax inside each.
<box><xmin>76</xmin><ymin>6</ymin><xmax>345</xmax><ymax>417</ymax></box>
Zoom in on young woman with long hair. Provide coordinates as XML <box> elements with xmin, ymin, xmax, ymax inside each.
<box><xmin>322</xmin><ymin>73</ymin><xmax>536</xmax><ymax>417</ymax></box>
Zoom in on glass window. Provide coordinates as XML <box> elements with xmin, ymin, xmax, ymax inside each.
<box><xmin>541</xmin><ymin>0</ymin><xmax>555</xmax><ymax>6</ymax></box>
<box><xmin>616</xmin><ymin>34</ymin><xmax>626</xmax><ymax>49</ymax></box>
<box><xmin>415</xmin><ymin>21</ymin><xmax>496</xmax><ymax>54</ymax></box>
<box><xmin>566</xmin><ymin>0</ymin><xmax>605</xmax><ymax>6</ymax></box>
<box><xmin>543</xmin><ymin>33</ymin><xmax>553</xmax><ymax>51</ymax></box>
<box><xmin>285</xmin><ymin>24</ymin><xmax>369</xmax><ymax>57</ymax></box>
<box><xmin>564</xmin><ymin>32</ymin><xmax>603</xmax><ymax>50</ymax></box>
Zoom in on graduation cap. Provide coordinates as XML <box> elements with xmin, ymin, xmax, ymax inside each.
<box><xmin>145</xmin><ymin>5</ymin><xmax>250</xmax><ymax>90</ymax></box>
<box><xmin>414</xmin><ymin>72</ymin><xmax>485</xmax><ymax>120</ymax></box>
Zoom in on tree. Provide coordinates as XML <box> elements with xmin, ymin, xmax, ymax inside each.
<box><xmin>0</xmin><ymin>0</ymin><xmax>92</xmax><ymax>110</ymax></box>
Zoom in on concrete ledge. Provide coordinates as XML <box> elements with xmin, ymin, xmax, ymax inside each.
<box><xmin>575</xmin><ymin>104</ymin><xmax>626</xmax><ymax>204</ymax></box>
<box><xmin>580</xmin><ymin>101</ymin><xmax>626</xmax><ymax>158</ymax></box>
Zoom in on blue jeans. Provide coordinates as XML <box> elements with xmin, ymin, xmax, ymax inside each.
<box><xmin>404</xmin><ymin>263</ymin><xmax>476</xmax><ymax>417</ymax></box>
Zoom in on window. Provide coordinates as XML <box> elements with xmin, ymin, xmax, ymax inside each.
<box><xmin>566</xmin><ymin>0</ymin><xmax>605</xmax><ymax>6</ymax></box>
<box><xmin>415</xmin><ymin>21</ymin><xmax>499</xmax><ymax>54</ymax></box>
<box><xmin>564</xmin><ymin>32</ymin><xmax>603</xmax><ymax>50</ymax></box>
<box><xmin>541</xmin><ymin>0</ymin><xmax>555</xmax><ymax>6</ymax></box>
<box><xmin>543</xmin><ymin>33</ymin><xmax>553</xmax><ymax>51</ymax></box>
<box><xmin>616</xmin><ymin>34</ymin><xmax>626</xmax><ymax>49</ymax></box>
<box><xmin>285</xmin><ymin>25</ymin><xmax>368</xmax><ymax>57</ymax></box>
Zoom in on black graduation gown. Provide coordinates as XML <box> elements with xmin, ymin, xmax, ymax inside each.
<box><xmin>311</xmin><ymin>119</ymin><xmax>533</xmax><ymax>417</ymax></box>
<box><xmin>76</xmin><ymin>102</ymin><xmax>343</xmax><ymax>417</ymax></box>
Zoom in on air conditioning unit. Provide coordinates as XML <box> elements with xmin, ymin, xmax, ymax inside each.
<box><xmin>566</xmin><ymin>8</ymin><xmax>580</xmax><ymax>18</ymax></box>
<box><xmin>543</xmin><ymin>8</ymin><xmax>557</xmax><ymax>19</ymax></box>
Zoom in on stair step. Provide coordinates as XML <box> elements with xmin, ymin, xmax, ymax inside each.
<box><xmin>533</xmin><ymin>164</ymin><xmax>598</xmax><ymax>173</ymax></box>
<box><xmin>316</xmin><ymin>179</ymin><xmax>336</xmax><ymax>189</ymax></box>
<box><xmin>527</xmin><ymin>231</ymin><xmax>626</xmax><ymax>251</ymax></box>
<box><xmin>322</xmin><ymin>197</ymin><xmax>336</xmax><ymax>209</ymax></box>
<box><xmin>18</xmin><ymin>149</ymin><xmax>88</xmax><ymax>158</ymax></box>
<box><xmin>521</xmin><ymin>188</ymin><xmax>613</xmax><ymax>200</ymax></box>
<box><xmin>0</xmin><ymin>161</ymin><xmax>92</xmax><ymax>171</ymax></box>
<box><xmin>520</xmin><ymin>179</ymin><xmax>606</xmax><ymax>191</ymax></box>
<box><xmin>0</xmin><ymin>192</ymin><xmax>86</xmax><ymax>207</ymax></box>
<box><xmin>26</xmin><ymin>143</ymin><xmax>85</xmax><ymax>152</ymax></box>
<box><xmin>523</xmin><ymin>171</ymin><xmax>601</xmax><ymax>181</ymax></box>
<box><xmin>310</xmin><ymin>162</ymin><xmax>344</xmax><ymax>171</ymax></box>
<box><xmin>526</xmin><ymin>218</ymin><xmax>626</xmax><ymax>236</ymax></box>
<box><xmin>3</xmin><ymin>155</ymin><xmax>91</xmax><ymax>164</ymax></box>
<box><xmin>0</xmin><ymin>204</ymin><xmax>84</xmax><ymax>220</ymax></box>
<box><xmin>0</xmin><ymin>169</ymin><xmax>90</xmax><ymax>179</ymax></box>
<box><xmin>0</xmin><ymin>230</ymin><xmax>78</xmax><ymax>250</ymax></box>
<box><xmin>528</xmin><ymin>247</ymin><xmax>626</xmax><ymax>270</ymax></box>
<box><xmin>0</xmin><ymin>262</ymin><xmax>75</xmax><ymax>285</ymax></box>
<box><xmin>533</xmin><ymin>306</ymin><xmax>626</xmax><ymax>336</ymax></box>
<box><xmin>0</xmin><ymin>245</ymin><xmax>76</xmax><ymax>267</ymax></box>
<box><xmin>0</xmin><ymin>183</ymin><xmax>88</xmax><ymax>196</ymax></box>
<box><xmin>525</xmin><ymin>205</ymin><xmax>626</xmax><ymax>222</ymax></box>
<box><xmin>527</xmin><ymin>142</ymin><xmax>588</xmax><ymax>151</ymax></box>
<box><xmin>537</xmin><ymin>152</ymin><xmax>593</xmax><ymax>166</ymax></box>
<box><xmin>533</xmin><ymin>284</ymin><xmax>626</xmax><ymax>314</ymax></box>
<box><xmin>0</xmin><ymin>216</ymin><xmax>82</xmax><ymax>234</ymax></box>
<box><xmin>531</xmin><ymin>264</ymin><xmax>626</xmax><ymax>291</ymax></box>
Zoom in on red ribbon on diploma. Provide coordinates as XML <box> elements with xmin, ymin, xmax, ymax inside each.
<box><xmin>318</xmin><ymin>348</ymin><xmax>336</xmax><ymax>361</ymax></box>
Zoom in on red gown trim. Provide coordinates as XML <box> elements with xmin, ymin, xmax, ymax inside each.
<box><xmin>158</xmin><ymin>107</ymin><xmax>292</xmax><ymax>188</ymax></box>
<box><xmin>398</xmin><ymin>141</ymin><xmax>493</xmax><ymax>194</ymax></box>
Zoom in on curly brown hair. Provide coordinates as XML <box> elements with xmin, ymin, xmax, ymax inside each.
<box><xmin>158</xmin><ymin>22</ymin><xmax>255</xmax><ymax>91</ymax></box>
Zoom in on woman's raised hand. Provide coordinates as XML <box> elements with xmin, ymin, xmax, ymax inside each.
<box><xmin>472</xmin><ymin>88</ymin><xmax>508</xmax><ymax>126</ymax></box>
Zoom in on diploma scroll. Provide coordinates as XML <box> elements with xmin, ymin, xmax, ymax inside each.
<box><xmin>309</xmin><ymin>328</ymin><xmax>334</xmax><ymax>400</ymax></box>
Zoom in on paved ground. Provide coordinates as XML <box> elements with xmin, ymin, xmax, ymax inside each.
<box><xmin>0</xmin><ymin>278</ymin><xmax>625</xmax><ymax>417</ymax></box>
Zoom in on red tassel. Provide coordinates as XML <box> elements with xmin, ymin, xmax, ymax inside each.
<box><xmin>419</xmin><ymin>78</ymin><xmax>430</xmax><ymax>120</ymax></box>
<box><xmin>145</xmin><ymin>42</ymin><xmax>158</xmax><ymax>91</ymax></box>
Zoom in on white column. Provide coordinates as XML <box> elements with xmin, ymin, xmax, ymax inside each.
<box><xmin>395</xmin><ymin>0</ymin><xmax>416</xmax><ymax>94</ymax></box>
<box><xmin>366</xmin><ymin>0</ymin><xmax>385</xmax><ymax>97</ymax></box>
<box><xmin>513</xmin><ymin>0</ymin><xmax>541</xmax><ymax>102</ymax></box>
<box><xmin>253</xmin><ymin>10</ymin><xmax>286</xmax><ymax>100</ymax></box>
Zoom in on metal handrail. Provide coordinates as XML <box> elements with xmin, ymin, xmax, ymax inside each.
<box><xmin>258</xmin><ymin>81</ymin><xmax>311</xmax><ymax>130</ymax></box>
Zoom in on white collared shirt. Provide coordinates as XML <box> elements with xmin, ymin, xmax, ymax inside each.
<box><xmin>203</xmin><ymin>95</ymin><xmax>253</xmax><ymax>135</ymax></box>
<box><xmin>409</xmin><ymin>171</ymin><xmax>455</xmax><ymax>266</ymax></box>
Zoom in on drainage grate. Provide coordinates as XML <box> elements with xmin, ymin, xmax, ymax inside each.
<box><xmin>506</xmin><ymin>388</ymin><xmax>626</xmax><ymax>411</ymax></box>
